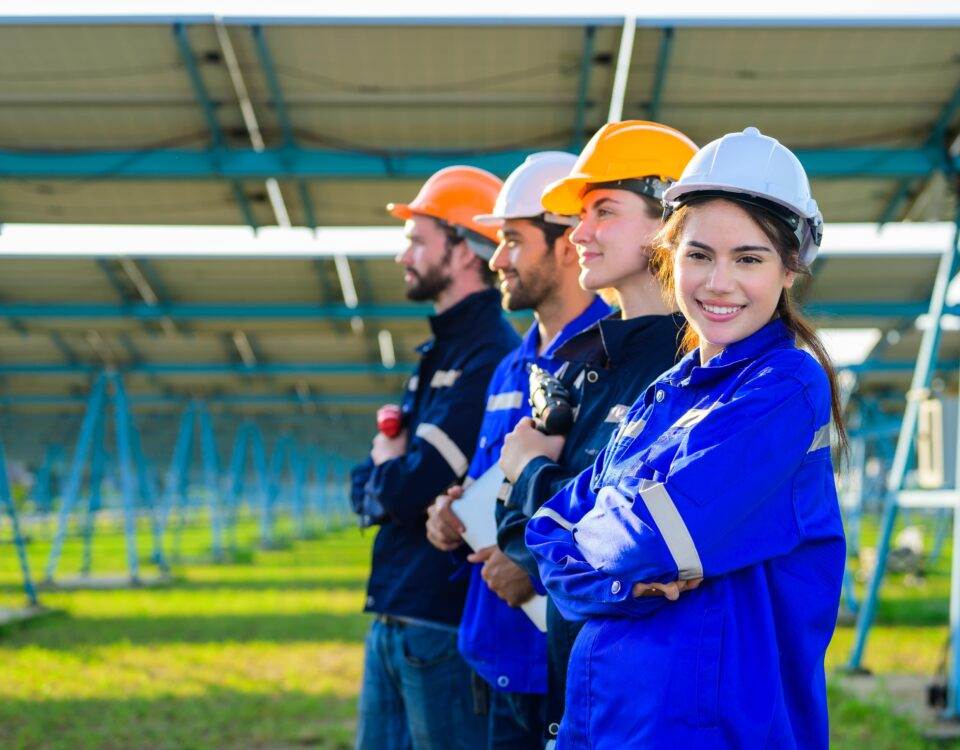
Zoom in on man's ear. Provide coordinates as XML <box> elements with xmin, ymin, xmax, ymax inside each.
<box><xmin>555</xmin><ymin>230</ymin><xmax>581</xmax><ymax>267</ymax></box>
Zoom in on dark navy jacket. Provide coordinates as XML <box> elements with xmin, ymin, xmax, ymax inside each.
<box><xmin>527</xmin><ymin>319</ymin><xmax>845</xmax><ymax>749</ymax></box>
<box><xmin>351</xmin><ymin>289</ymin><xmax>519</xmax><ymax>626</ymax></box>
<box><xmin>496</xmin><ymin>312</ymin><xmax>684</xmax><ymax>733</ymax></box>
<box><xmin>457</xmin><ymin>296</ymin><xmax>610</xmax><ymax>695</ymax></box>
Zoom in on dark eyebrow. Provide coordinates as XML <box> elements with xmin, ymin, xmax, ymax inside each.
<box><xmin>687</xmin><ymin>240</ymin><xmax>772</xmax><ymax>253</ymax></box>
<box><xmin>501</xmin><ymin>228</ymin><xmax>522</xmax><ymax>239</ymax></box>
<box><xmin>592</xmin><ymin>197</ymin><xmax>620</xmax><ymax>210</ymax></box>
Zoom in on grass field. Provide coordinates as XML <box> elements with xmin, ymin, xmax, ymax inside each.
<box><xmin>0</xmin><ymin>512</ymin><xmax>955</xmax><ymax>748</ymax></box>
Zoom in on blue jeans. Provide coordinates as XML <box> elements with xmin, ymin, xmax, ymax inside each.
<box><xmin>356</xmin><ymin>617</ymin><xmax>488</xmax><ymax>750</ymax></box>
<box><xmin>488</xmin><ymin>689</ymin><xmax>544</xmax><ymax>749</ymax></box>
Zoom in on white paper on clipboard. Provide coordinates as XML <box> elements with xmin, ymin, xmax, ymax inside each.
<box><xmin>452</xmin><ymin>465</ymin><xmax>548</xmax><ymax>633</ymax></box>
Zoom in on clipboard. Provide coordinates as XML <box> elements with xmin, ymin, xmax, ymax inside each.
<box><xmin>452</xmin><ymin>465</ymin><xmax>548</xmax><ymax>632</ymax></box>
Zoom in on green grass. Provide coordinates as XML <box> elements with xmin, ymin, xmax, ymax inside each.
<box><xmin>0</xmin><ymin>513</ymin><xmax>954</xmax><ymax>748</ymax></box>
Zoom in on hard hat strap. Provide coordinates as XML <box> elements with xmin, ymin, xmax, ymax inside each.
<box><xmin>585</xmin><ymin>177</ymin><xmax>671</xmax><ymax>202</ymax></box>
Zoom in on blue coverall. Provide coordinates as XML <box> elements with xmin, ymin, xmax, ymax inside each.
<box><xmin>526</xmin><ymin>319</ymin><xmax>845</xmax><ymax>749</ymax></box>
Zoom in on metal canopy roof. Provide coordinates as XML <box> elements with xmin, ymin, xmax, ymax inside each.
<box><xmin>0</xmin><ymin>15</ymin><xmax>958</xmax><ymax>436</ymax></box>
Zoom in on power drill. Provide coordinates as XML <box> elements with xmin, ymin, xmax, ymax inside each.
<box><xmin>528</xmin><ymin>364</ymin><xmax>574</xmax><ymax>436</ymax></box>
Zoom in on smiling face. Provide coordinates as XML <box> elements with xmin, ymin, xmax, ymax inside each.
<box><xmin>488</xmin><ymin>219</ymin><xmax>559</xmax><ymax>311</ymax></box>
<box><xmin>569</xmin><ymin>189</ymin><xmax>661</xmax><ymax>292</ymax></box>
<box><xmin>673</xmin><ymin>199</ymin><xmax>796</xmax><ymax>363</ymax></box>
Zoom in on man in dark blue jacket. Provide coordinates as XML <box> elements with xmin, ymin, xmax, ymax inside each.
<box><xmin>351</xmin><ymin>166</ymin><xmax>519</xmax><ymax>750</ymax></box>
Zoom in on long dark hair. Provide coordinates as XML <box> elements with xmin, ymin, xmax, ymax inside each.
<box><xmin>649</xmin><ymin>196</ymin><xmax>848</xmax><ymax>454</ymax></box>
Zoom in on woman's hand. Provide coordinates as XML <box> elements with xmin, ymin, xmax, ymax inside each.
<box><xmin>632</xmin><ymin>578</ymin><xmax>703</xmax><ymax>600</ymax></box>
<box><xmin>498</xmin><ymin>418</ymin><xmax>566</xmax><ymax>483</ymax></box>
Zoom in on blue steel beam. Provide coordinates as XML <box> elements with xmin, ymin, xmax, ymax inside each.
<box><xmin>571</xmin><ymin>26</ymin><xmax>597</xmax><ymax>150</ymax></box>
<box><xmin>172</xmin><ymin>22</ymin><xmax>259</xmax><ymax>229</ymax></box>
<box><xmin>250</xmin><ymin>25</ymin><xmax>318</xmax><ymax>229</ymax></box>
<box><xmin>879</xmin><ymin>76</ymin><xmax>960</xmax><ymax>225</ymax></box>
<box><xmin>0</xmin><ymin>146</ymin><xmax>951</xmax><ymax>180</ymax></box>
<box><xmin>647</xmin><ymin>27</ymin><xmax>674</xmax><ymax>120</ymax></box>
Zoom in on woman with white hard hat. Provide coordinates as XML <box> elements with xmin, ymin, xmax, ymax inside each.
<box><xmin>526</xmin><ymin>127</ymin><xmax>846</xmax><ymax>749</ymax></box>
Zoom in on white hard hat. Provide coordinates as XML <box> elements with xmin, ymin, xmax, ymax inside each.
<box><xmin>662</xmin><ymin>127</ymin><xmax>824</xmax><ymax>266</ymax></box>
<box><xmin>474</xmin><ymin>151</ymin><xmax>579</xmax><ymax>227</ymax></box>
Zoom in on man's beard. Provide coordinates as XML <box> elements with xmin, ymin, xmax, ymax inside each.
<box><xmin>405</xmin><ymin>263</ymin><xmax>453</xmax><ymax>301</ymax></box>
<box><xmin>500</xmin><ymin>264</ymin><xmax>557</xmax><ymax>312</ymax></box>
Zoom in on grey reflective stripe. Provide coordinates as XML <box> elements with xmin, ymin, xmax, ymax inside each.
<box><xmin>533</xmin><ymin>506</ymin><xmax>575</xmax><ymax>532</ymax></box>
<box><xmin>809</xmin><ymin>424</ymin><xmax>831</xmax><ymax>453</ymax></box>
<box><xmin>462</xmin><ymin>476</ymin><xmax>475</xmax><ymax>489</ymax></box>
<box><xmin>415</xmin><ymin>423</ymin><xmax>469</xmax><ymax>477</ymax></box>
<box><xmin>637</xmin><ymin>480</ymin><xmax>703</xmax><ymax>579</ymax></box>
<box><xmin>407</xmin><ymin>375</ymin><xmax>419</xmax><ymax>391</ymax></box>
<box><xmin>605</xmin><ymin>404</ymin><xmax>629</xmax><ymax>423</ymax></box>
<box><xmin>620</xmin><ymin>419</ymin><xmax>645</xmax><ymax>439</ymax></box>
<box><xmin>573</xmin><ymin>370</ymin><xmax>585</xmax><ymax>390</ymax></box>
<box><xmin>671</xmin><ymin>407</ymin><xmax>712</xmax><ymax>430</ymax></box>
<box><xmin>487</xmin><ymin>391</ymin><xmax>524</xmax><ymax>411</ymax></box>
<box><xmin>430</xmin><ymin>369</ymin><xmax>462</xmax><ymax>388</ymax></box>
<box><xmin>555</xmin><ymin>361</ymin><xmax>570</xmax><ymax>379</ymax></box>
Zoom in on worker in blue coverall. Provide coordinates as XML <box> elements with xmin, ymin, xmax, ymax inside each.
<box><xmin>351</xmin><ymin>165</ymin><xmax>519</xmax><ymax>750</ymax></box>
<box><xmin>424</xmin><ymin>152</ymin><xmax>611</xmax><ymax>748</ymax></box>
<box><xmin>526</xmin><ymin>127</ymin><xmax>847</xmax><ymax>749</ymax></box>
<box><xmin>493</xmin><ymin>121</ymin><xmax>698</xmax><ymax>747</ymax></box>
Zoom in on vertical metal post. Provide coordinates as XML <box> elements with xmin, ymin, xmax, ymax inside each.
<box><xmin>848</xmin><ymin>216</ymin><xmax>960</xmax><ymax>670</ymax></box>
<box><xmin>248</xmin><ymin>423</ymin><xmax>270</xmax><ymax>547</ymax></box>
<box><xmin>33</xmin><ymin>444</ymin><xmax>60</xmax><ymax>513</ymax></box>
<box><xmin>0</xmin><ymin>435</ymin><xmax>39</xmax><ymax>606</ymax></box>
<box><xmin>226</xmin><ymin>422</ymin><xmax>250</xmax><ymax>551</ymax></box>
<box><xmin>291</xmin><ymin>445</ymin><xmax>307</xmax><ymax>538</ymax></box>
<box><xmin>132</xmin><ymin>420</ymin><xmax>167</xmax><ymax>572</ymax></box>
<box><xmin>111</xmin><ymin>373</ymin><xmax>140</xmax><ymax>582</ymax></box>
<box><xmin>80</xmin><ymin>407</ymin><xmax>106</xmax><ymax>576</ymax></box>
<box><xmin>45</xmin><ymin>373</ymin><xmax>108</xmax><ymax>582</ymax></box>
<box><xmin>159</xmin><ymin>404</ymin><xmax>195</xmax><ymax>560</ymax></box>
<box><xmin>197</xmin><ymin>403</ymin><xmax>223</xmax><ymax>561</ymax></box>
<box><xmin>949</xmin><ymin>377</ymin><xmax>960</xmax><ymax>718</ymax></box>
<box><xmin>268</xmin><ymin>434</ymin><xmax>292</xmax><ymax>541</ymax></box>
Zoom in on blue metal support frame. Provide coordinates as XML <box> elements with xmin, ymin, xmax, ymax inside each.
<box><xmin>0</xmin><ymin>435</ymin><xmax>39</xmax><ymax>606</ymax></box>
<box><xmin>647</xmin><ymin>27</ymin><xmax>674</xmax><ymax>120</ymax></box>
<box><xmin>879</xmin><ymin>77</ymin><xmax>960</xmax><ymax>225</ymax></box>
<box><xmin>570</xmin><ymin>25</ymin><xmax>597</xmax><ymax>150</ymax></box>
<box><xmin>266</xmin><ymin>433</ymin><xmax>294</xmax><ymax>545</ymax></box>
<box><xmin>247</xmin><ymin>423</ymin><xmax>270</xmax><ymax>548</ymax></box>
<box><xmin>172</xmin><ymin>22</ymin><xmax>259</xmax><ymax>230</ymax></box>
<box><xmin>80</xmin><ymin>405</ymin><xmax>105</xmax><ymax>575</ymax></box>
<box><xmin>111</xmin><ymin>372</ymin><xmax>141</xmax><ymax>582</ymax></box>
<box><xmin>0</xmin><ymin>145</ymin><xmax>952</xmax><ymax>180</ymax></box>
<box><xmin>226</xmin><ymin>421</ymin><xmax>251</xmax><ymax>550</ymax></box>
<box><xmin>158</xmin><ymin>403</ymin><xmax>195</xmax><ymax>563</ymax></box>
<box><xmin>32</xmin><ymin>443</ymin><xmax>62</xmax><ymax>513</ymax></box>
<box><xmin>847</xmin><ymin>214</ymin><xmax>960</xmax><ymax>679</ymax></box>
<box><xmin>197</xmin><ymin>401</ymin><xmax>224</xmax><ymax>560</ymax></box>
<box><xmin>130</xmin><ymin>414</ymin><xmax>167</xmax><ymax>571</ymax></box>
<box><xmin>44</xmin><ymin>373</ymin><xmax>108</xmax><ymax>582</ymax></box>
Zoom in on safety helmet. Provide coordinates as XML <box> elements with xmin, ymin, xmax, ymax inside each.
<box><xmin>541</xmin><ymin>120</ymin><xmax>697</xmax><ymax>216</ymax></box>
<box><xmin>387</xmin><ymin>166</ymin><xmax>503</xmax><ymax>258</ymax></box>
<box><xmin>474</xmin><ymin>151</ymin><xmax>579</xmax><ymax>227</ymax></box>
<box><xmin>662</xmin><ymin>126</ymin><xmax>824</xmax><ymax>266</ymax></box>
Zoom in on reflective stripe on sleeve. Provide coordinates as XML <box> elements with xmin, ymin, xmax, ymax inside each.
<box><xmin>605</xmin><ymin>404</ymin><xmax>630</xmax><ymax>423</ymax></box>
<box><xmin>808</xmin><ymin>424</ymin><xmax>831</xmax><ymax>453</ymax></box>
<box><xmin>636</xmin><ymin>479</ymin><xmax>703</xmax><ymax>579</ymax></box>
<box><xmin>486</xmin><ymin>391</ymin><xmax>524</xmax><ymax>411</ymax></box>
<box><xmin>618</xmin><ymin>419</ymin><xmax>645</xmax><ymax>440</ymax></box>
<box><xmin>430</xmin><ymin>369</ymin><xmax>462</xmax><ymax>388</ymax></box>
<box><xmin>415</xmin><ymin>423</ymin><xmax>469</xmax><ymax>477</ymax></box>
<box><xmin>532</xmin><ymin>505</ymin><xmax>576</xmax><ymax>532</ymax></box>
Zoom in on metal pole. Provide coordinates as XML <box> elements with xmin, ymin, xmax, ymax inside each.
<box><xmin>111</xmin><ymin>373</ymin><xmax>140</xmax><ymax>582</ymax></box>
<box><xmin>848</xmin><ymin>215</ymin><xmax>960</xmax><ymax>670</ymax></box>
<box><xmin>291</xmin><ymin>445</ymin><xmax>307</xmax><ymax>538</ymax></box>
<box><xmin>131</xmin><ymin>420</ymin><xmax>167</xmax><ymax>572</ymax></box>
<box><xmin>227</xmin><ymin>422</ymin><xmax>250</xmax><ymax>551</ymax></box>
<box><xmin>44</xmin><ymin>373</ymin><xmax>108</xmax><ymax>582</ymax></box>
<box><xmin>248</xmin><ymin>423</ymin><xmax>270</xmax><ymax>547</ymax></box>
<box><xmin>80</xmin><ymin>407</ymin><xmax>106</xmax><ymax>576</ymax></box>
<box><xmin>0</xmin><ymin>435</ymin><xmax>39</xmax><ymax>606</ymax></box>
<box><xmin>158</xmin><ymin>405</ymin><xmax>195</xmax><ymax>556</ymax></box>
<box><xmin>607</xmin><ymin>15</ymin><xmax>636</xmax><ymax>123</ymax></box>
<box><xmin>197</xmin><ymin>403</ymin><xmax>223</xmax><ymax>561</ymax></box>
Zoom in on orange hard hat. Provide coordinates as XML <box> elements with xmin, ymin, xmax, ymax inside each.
<box><xmin>541</xmin><ymin>121</ymin><xmax>697</xmax><ymax>216</ymax></box>
<box><xmin>387</xmin><ymin>166</ymin><xmax>503</xmax><ymax>244</ymax></box>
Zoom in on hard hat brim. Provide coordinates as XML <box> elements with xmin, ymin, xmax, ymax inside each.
<box><xmin>386</xmin><ymin>202</ymin><xmax>414</xmax><ymax>220</ymax></box>
<box><xmin>540</xmin><ymin>174</ymin><xmax>589</xmax><ymax>217</ymax></box>
<box><xmin>472</xmin><ymin>212</ymin><xmax>505</xmax><ymax>226</ymax></box>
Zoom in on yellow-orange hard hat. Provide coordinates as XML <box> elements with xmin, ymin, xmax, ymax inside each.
<box><xmin>541</xmin><ymin>120</ymin><xmax>697</xmax><ymax>216</ymax></box>
<box><xmin>387</xmin><ymin>165</ymin><xmax>503</xmax><ymax>245</ymax></box>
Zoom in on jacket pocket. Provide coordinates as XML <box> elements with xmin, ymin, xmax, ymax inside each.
<box><xmin>401</xmin><ymin>624</ymin><xmax>458</xmax><ymax>668</ymax></box>
<box><xmin>695</xmin><ymin>605</ymin><xmax>723</xmax><ymax>727</ymax></box>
